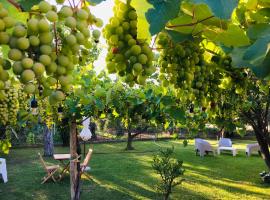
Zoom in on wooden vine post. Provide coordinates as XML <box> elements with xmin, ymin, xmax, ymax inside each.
<box><xmin>70</xmin><ymin>116</ymin><xmax>80</xmax><ymax>200</ymax></box>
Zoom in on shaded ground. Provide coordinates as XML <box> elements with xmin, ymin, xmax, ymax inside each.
<box><xmin>0</xmin><ymin>139</ymin><xmax>269</xmax><ymax>200</ymax></box>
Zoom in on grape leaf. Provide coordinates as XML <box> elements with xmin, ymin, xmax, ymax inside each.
<box><xmin>243</xmin><ymin>36</ymin><xmax>270</xmax><ymax>65</ymax></box>
<box><xmin>2</xmin><ymin>1</ymin><xmax>28</xmax><ymax>22</ymax></box>
<box><xmin>165</xmin><ymin>107</ymin><xmax>185</xmax><ymax>121</ymax></box>
<box><xmin>146</xmin><ymin>0</ymin><xmax>182</xmax><ymax>36</ymax></box>
<box><xmin>230</xmin><ymin>47</ymin><xmax>270</xmax><ymax>78</ymax></box>
<box><xmin>17</xmin><ymin>0</ymin><xmax>42</xmax><ymax>11</ymax></box>
<box><xmin>131</xmin><ymin>0</ymin><xmax>182</xmax><ymax>39</ymax></box>
<box><xmin>86</xmin><ymin>0</ymin><xmax>107</xmax><ymax>5</ymax></box>
<box><xmin>247</xmin><ymin>23</ymin><xmax>270</xmax><ymax>40</ymax></box>
<box><xmin>130</xmin><ymin>0</ymin><xmax>153</xmax><ymax>40</ymax></box>
<box><xmin>193</xmin><ymin>0</ymin><xmax>238</xmax><ymax>19</ymax></box>
<box><xmin>166</xmin><ymin>30</ymin><xmax>193</xmax><ymax>43</ymax></box>
<box><xmin>216</xmin><ymin>24</ymin><xmax>250</xmax><ymax>47</ymax></box>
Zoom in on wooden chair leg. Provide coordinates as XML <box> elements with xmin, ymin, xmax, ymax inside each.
<box><xmin>81</xmin><ymin>172</ymin><xmax>92</xmax><ymax>180</ymax></box>
<box><xmin>41</xmin><ymin>169</ymin><xmax>59</xmax><ymax>184</ymax></box>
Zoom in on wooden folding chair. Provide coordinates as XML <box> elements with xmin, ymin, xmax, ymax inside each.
<box><xmin>80</xmin><ymin>149</ymin><xmax>93</xmax><ymax>180</ymax></box>
<box><xmin>38</xmin><ymin>153</ymin><xmax>60</xmax><ymax>184</ymax></box>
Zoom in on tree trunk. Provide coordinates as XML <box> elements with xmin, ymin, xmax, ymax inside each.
<box><xmin>43</xmin><ymin>124</ymin><xmax>54</xmax><ymax>157</ymax></box>
<box><xmin>70</xmin><ymin>118</ymin><xmax>81</xmax><ymax>200</ymax></box>
<box><xmin>126</xmin><ymin>130</ymin><xmax>134</xmax><ymax>150</ymax></box>
<box><xmin>254</xmin><ymin>129</ymin><xmax>270</xmax><ymax>170</ymax></box>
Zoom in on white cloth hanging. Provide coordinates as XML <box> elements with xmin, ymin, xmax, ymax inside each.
<box><xmin>80</xmin><ymin>117</ymin><xmax>92</xmax><ymax>141</ymax></box>
<box><xmin>0</xmin><ymin>158</ymin><xmax>8</xmax><ymax>183</ymax></box>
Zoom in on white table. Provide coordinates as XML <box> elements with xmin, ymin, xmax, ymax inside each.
<box><xmin>217</xmin><ymin>147</ymin><xmax>237</xmax><ymax>156</ymax></box>
<box><xmin>0</xmin><ymin>158</ymin><xmax>8</xmax><ymax>183</ymax></box>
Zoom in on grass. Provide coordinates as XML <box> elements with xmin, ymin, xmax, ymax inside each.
<box><xmin>0</xmin><ymin>139</ymin><xmax>270</xmax><ymax>200</ymax></box>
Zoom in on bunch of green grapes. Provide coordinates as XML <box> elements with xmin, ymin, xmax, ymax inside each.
<box><xmin>0</xmin><ymin>85</ymin><xmax>19</xmax><ymax>125</ymax></box>
<box><xmin>157</xmin><ymin>32</ymin><xmax>224</xmax><ymax>108</ymax></box>
<box><xmin>103</xmin><ymin>0</ymin><xmax>155</xmax><ymax>86</ymax></box>
<box><xmin>18</xmin><ymin>87</ymin><xmax>29</xmax><ymax>111</ymax></box>
<box><xmin>0</xmin><ymin>3</ymin><xmax>16</xmax><ymax>89</ymax></box>
<box><xmin>1</xmin><ymin>1</ymin><xmax>102</xmax><ymax>106</ymax></box>
<box><xmin>211</xmin><ymin>55</ymin><xmax>248</xmax><ymax>95</ymax></box>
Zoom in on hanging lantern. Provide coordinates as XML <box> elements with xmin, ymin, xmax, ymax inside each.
<box><xmin>30</xmin><ymin>97</ymin><xmax>38</xmax><ymax>115</ymax></box>
<box><xmin>80</xmin><ymin>117</ymin><xmax>92</xmax><ymax>141</ymax></box>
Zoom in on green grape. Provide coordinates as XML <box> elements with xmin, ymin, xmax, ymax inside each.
<box><xmin>128</xmin><ymin>38</ymin><xmax>136</xmax><ymax>46</ymax></box>
<box><xmin>133</xmin><ymin>63</ymin><xmax>143</xmax><ymax>72</ymax></box>
<box><xmin>3</xmin><ymin>17</ymin><xmax>15</xmax><ymax>28</ymax></box>
<box><xmin>39</xmin><ymin>32</ymin><xmax>53</xmax><ymax>44</ymax></box>
<box><xmin>56</xmin><ymin>66</ymin><xmax>66</xmax><ymax>75</ymax></box>
<box><xmin>39</xmin><ymin>55</ymin><xmax>51</xmax><ymax>66</ymax></box>
<box><xmin>47</xmin><ymin>77</ymin><xmax>57</xmax><ymax>86</ymax></box>
<box><xmin>24</xmin><ymin>83</ymin><xmax>36</xmax><ymax>94</ymax></box>
<box><xmin>20</xmin><ymin>69</ymin><xmax>35</xmax><ymax>83</ymax></box>
<box><xmin>46</xmin><ymin>62</ymin><xmax>57</xmax><ymax>74</ymax></box>
<box><xmin>29</xmin><ymin>35</ymin><xmax>40</xmax><ymax>46</ymax></box>
<box><xmin>22</xmin><ymin>58</ymin><xmax>34</xmax><ymax>69</ymax></box>
<box><xmin>65</xmin><ymin>17</ymin><xmax>76</xmax><ymax>29</ymax></box>
<box><xmin>81</xmin><ymin>28</ymin><xmax>90</xmax><ymax>37</ymax></box>
<box><xmin>76</xmin><ymin>20</ymin><xmax>88</xmax><ymax>32</ymax></box>
<box><xmin>38</xmin><ymin>19</ymin><xmax>50</xmax><ymax>32</ymax></box>
<box><xmin>13</xmin><ymin>61</ymin><xmax>23</xmax><ymax>75</ymax></box>
<box><xmin>33</xmin><ymin>62</ymin><xmax>45</xmax><ymax>76</ymax></box>
<box><xmin>0</xmin><ymin>32</ymin><xmax>9</xmax><ymax>44</ymax></box>
<box><xmin>66</xmin><ymin>34</ymin><xmax>77</xmax><ymax>46</ymax></box>
<box><xmin>0</xmin><ymin>81</ymin><xmax>4</xmax><ymax>90</ymax></box>
<box><xmin>0</xmin><ymin>19</ymin><xmax>5</xmax><ymax>31</ymax></box>
<box><xmin>58</xmin><ymin>55</ymin><xmax>69</xmax><ymax>66</ymax></box>
<box><xmin>27</xmin><ymin>18</ymin><xmax>39</xmax><ymax>34</ymax></box>
<box><xmin>130</xmin><ymin>45</ymin><xmax>141</xmax><ymax>55</ymax></box>
<box><xmin>59</xmin><ymin>6</ymin><xmax>73</xmax><ymax>18</ymax></box>
<box><xmin>128</xmin><ymin>10</ymin><xmax>137</xmax><ymax>20</ymax></box>
<box><xmin>0</xmin><ymin>7</ymin><xmax>8</xmax><ymax>18</ymax></box>
<box><xmin>137</xmin><ymin>75</ymin><xmax>146</xmax><ymax>85</ymax></box>
<box><xmin>39</xmin><ymin>1</ymin><xmax>52</xmax><ymax>13</ymax></box>
<box><xmin>95</xmin><ymin>18</ymin><xmax>103</xmax><ymax>27</ymax></box>
<box><xmin>138</xmin><ymin>54</ymin><xmax>147</xmax><ymax>64</ymax></box>
<box><xmin>8</xmin><ymin>49</ymin><xmax>23</xmax><ymax>61</ymax></box>
<box><xmin>92</xmin><ymin>30</ymin><xmax>101</xmax><ymax>39</ymax></box>
<box><xmin>16</xmin><ymin>37</ymin><xmax>30</xmax><ymax>50</ymax></box>
<box><xmin>40</xmin><ymin>45</ymin><xmax>52</xmax><ymax>55</ymax></box>
<box><xmin>76</xmin><ymin>9</ymin><xmax>88</xmax><ymax>20</ymax></box>
<box><xmin>75</xmin><ymin>32</ymin><xmax>85</xmax><ymax>44</ymax></box>
<box><xmin>46</xmin><ymin>10</ymin><xmax>58</xmax><ymax>22</ymax></box>
<box><xmin>13</xmin><ymin>25</ymin><xmax>27</xmax><ymax>37</ymax></box>
<box><xmin>0</xmin><ymin>70</ymin><xmax>9</xmax><ymax>81</ymax></box>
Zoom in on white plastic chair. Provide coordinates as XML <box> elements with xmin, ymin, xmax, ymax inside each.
<box><xmin>219</xmin><ymin>138</ymin><xmax>232</xmax><ymax>147</ymax></box>
<box><xmin>217</xmin><ymin>138</ymin><xmax>237</xmax><ymax>156</ymax></box>
<box><xmin>195</xmin><ymin>138</ymin><xmax>214</xmax><ymax>157</ymax></box>
<box><xmin>0</xmin><ymin>158</ymin><xmax>8</xmax><ymax>183</ymax></box>
<box><xmin>246</xmin><ymin>143</ymin><xmax>260</xmax><ymax>156</ymax></box>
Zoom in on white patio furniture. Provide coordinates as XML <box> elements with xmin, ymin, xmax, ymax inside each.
<box><xmin>217</xmin><ymin>138</ymin><xmax>237</xmax><ymax>156</ymax></box>
<box><xmin>0</xmin><ymin>158</ymin><xmax>8</xmax><ymax>183</ymax></box>
<box><xmin>246</xmin><ymin>143</ymin><xmax>260</xmax><ymax>156</ymax></box>
<box><xmin>195</xmin><ymin>138</ymin><xmax>214</xmax><ymax>157</ymax></box>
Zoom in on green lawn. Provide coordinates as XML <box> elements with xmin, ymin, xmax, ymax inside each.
<box><xmin>0</xmin><ymin>139</ymin><xmax>270</xmax><ymax>200</ymax></box>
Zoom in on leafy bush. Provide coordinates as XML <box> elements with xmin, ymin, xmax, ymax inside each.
<box><xmin>26</xmin><ymin>132</ymin><xmax>35</xmax><ymax>144</ymax></box>
<box><xmin>152</xmin><ymin>147</ymin><xmax>184</xmax><ymax>200</ymax></box>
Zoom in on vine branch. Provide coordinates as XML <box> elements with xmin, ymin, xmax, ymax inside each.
<box><xmin>166</xmin><ymin>15</ymin><xmax>214</xmax><ymax>28</ymax></box>
<box><xmin>7</xmin><ymin>0</ymin><xmax>23</xmax><ymax>11</ymax></box>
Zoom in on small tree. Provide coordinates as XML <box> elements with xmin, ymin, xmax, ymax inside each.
<box><xmin>152</xmin><ymin>147</ymin><xmax>184</xmax><ymax>200</ymax></box>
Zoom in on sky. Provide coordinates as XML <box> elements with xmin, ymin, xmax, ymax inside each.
<box><xmin>90</xmin><ymin>1</ymin><xmax>114</xmax><ymax>74</ymax></box>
